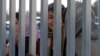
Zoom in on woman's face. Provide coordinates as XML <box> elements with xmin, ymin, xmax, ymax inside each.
<box><xmin>15</xmin><ymin>19</ymin><xmax>19</xmax><ymax>42</ymax></box>
<box><xmin>48</xmin><ymin>11</ymin><xmax>54</xmax><ymax>31</ymax></box>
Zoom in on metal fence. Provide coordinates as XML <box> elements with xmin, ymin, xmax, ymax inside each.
<box><xmin>0</xmin><ymin>0</ymin><xmax>99</xmax><ymax>56</ymax></box>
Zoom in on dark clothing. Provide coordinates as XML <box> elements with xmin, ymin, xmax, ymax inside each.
<box><xmin>6</xmin><ymin>37</ymin><xmax>29</xmax><ymax>56</ymax></box>
<box><xmin>36</xmin><ymin>38</ymin><xmax>53</xmax><ymax>56</ymax></box>
<box><xmin>15</xmin><ymin>36</ymin><xmax>29</xmax><ymax>56</ymax></box>
<box><xmin>63</xmin><ymin>38</ymin><xmax>78</xmax><ymax>56</ymax></box>
<box><xmin>36</xmin><ymin>38</ymin><xmax>40</xmax><ymax>55</ymax></box>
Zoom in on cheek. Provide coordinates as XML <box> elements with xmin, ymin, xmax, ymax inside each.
<box><xmin>5</xmin><ymin>46</ymin><xmax>9</xmax><ymax>56</ymax></box>
<box><xmin>16</xmin><ymin>25</ymin><xmax>19</xmax><ymax>31</ymax></box>
<box><xmin>15</xmin><ymin>24</ymin><xmax>19</xmax><ymax>37</ymax></box>
<box><xmin>15</xmin><ymin>26</ymin><xmax>18</xmax><ymax>32</ymax></box>
<box><xmin>48</xmin><ymin>22</ymin><xmax>54</xmax><ymax>31</ymax></box>
<box><xmin>48</xmin><ymin>19</ymin><xmax>53</xmax><ymax>25</ymax></box>
<box><xmin>48</xmin><ymin>21</ymin><xmax>53</xmax><ymax>28</ymax></box>
<box><xmin>15</xmin><ymin>25</ymin><xmax>19</xmax><ymax>42</ymax></box>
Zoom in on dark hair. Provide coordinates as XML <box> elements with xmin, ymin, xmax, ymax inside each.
<box><xmin>16</xmin><ymin>12</ymin><xmax>19</xmax><ymax>21</ymax></box>
<box><xmin>48</xmin><ymin>3</ymin><xmax>67</xmax><ymax>23</ymax></box>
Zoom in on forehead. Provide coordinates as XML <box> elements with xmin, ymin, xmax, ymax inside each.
<box><xmin>48</xmin><ymin>11</ymin><xmax>54</xmax><ymax>16</ymax></box>
<box><xmin>16</xmin><ymin>18</ymin><xmax>19</xmax><ymax>22</ymax></box>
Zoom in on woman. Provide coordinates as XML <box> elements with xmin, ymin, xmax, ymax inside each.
<box><xmin>6</xmin><ymin>12</ymin><xmax>31</xmax><ymax>56</ymax></box>
<box><xmin>36</xmin><ymin>3</ymin><xmax>66</xmax><ymax>56</ymax></box>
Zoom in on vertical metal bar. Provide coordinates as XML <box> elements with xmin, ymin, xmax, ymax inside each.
<box><xmin>82</xmin><ymin>0</ymin><xmax>91</xmax><ymax>56</ymax></box>
<box><xmin>18</xmin><ymin>0</ymin><xmax>25</xmax><ymax>56</ymax></box>
<box><xmin>29</xmin><ymin>0</ymin><xmax>36</xmax><ymax>56</ymax></box>
<box><xmin>40</xmin><ymin>0</ymin><xmax>48</xmax><ymax>56</ymax></box>
<box><xmin>65</xmin><ymin>0</ymin><xmax>75</xmax><ymax>56</ymax></box>
<box><xmin>9</xmin><ymin>0</ymin><xmax>16</xmax><ymax>56</ymax></box>
<box><xmin>0</xmin><ymin>0</ymin><xmax>6</xmax><ymax>56</ymax></box>
<box><xmin>97</xmin><ymin>0</ymin><xmax>100</xmax><ymax>56</ymax></box>
<box><xmin>53</xmin><ymin>0</ymin><xmax>61</xmax><ymax>56</ymax></box>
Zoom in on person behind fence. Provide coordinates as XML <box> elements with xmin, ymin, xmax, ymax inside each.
<box><xmin>5</xmin><ymin>12</ymin><xmax>33</xmax><ymax>56</ymax></box>
<box><xmin>36</xmin><ymin>3</ymin><xmax>66</xmax><ymax>56</ymax></box>
<box><xmin>48</xmin><ymin>3</ymin><xmax>66</xmax><ymax>56</ymax></box>
<box><xmin>37</xmin><ymin>1</ymin><xmax>98</xmax><ymax>56</ymax></box>
<box><xmin>46</xmin><ymin>3</ymin><xmax>78</xmax><ymax>56</ymax></box>
<box><xmin>63</xmin><ymin>1</ymin><xmax>98</xmax><ymax>56</ymax></box>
